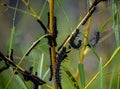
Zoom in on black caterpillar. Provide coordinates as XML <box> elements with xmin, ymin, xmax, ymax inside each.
<box><xmin>23</xmin><ymin>69</ymin><xmax>46</xmax><ymax>89</ymax></box>
<box><xmin>49</xmin><ymin>47</ymin><xmax>53</xmax><ymax>81</ymax></box>
<box><xmin>47</xmin><ymin>12</ymin><xmax>58</xmax><ymax>81</ymax></box>
<box><xmin>37</xmin><ymin>19</ymin><xmax>48</xmax><ymax>34</ymax></box>
<box><xmin>47</xmin><ymin>12</ymin><xmax>58</xmax><ymax>47</ymax></box>
<box><xmin>87</xmin><ymin>31</ymin><xmax>100</xmax><ymax>47</ymax></box>
<box><xmin>55</xmin><ymin>47</ymin><xmax>69</xmax><ymax>89</ymax></box>
<box><xmin>69</xmin><ymin>29</ymin><xmax>82</xmax><ymax>49</ymax></box>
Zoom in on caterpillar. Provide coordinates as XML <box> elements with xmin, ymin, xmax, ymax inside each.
<box><xmin>55</xmin><ymin>47</ymin><xmax>69</xmax><ymax>89</ymax></box>
<box><xmin>53</xmin><ymin>16</ymin><xmax>58</xmax><ymax>41</ymax></box>
<box><xmin>23</xmin><ymin>70</ymin><xmax>46</xmax><ymax>89</ymax></box>
<box><xmin>47</xmin><ymin>12</ymin><xmax>58</xmax><ymax>81</ymax></box>
<box><xmin>47</xmin><ymin>12</ymin><xmax>58</xmax><ymax>40</ymax></box>
<box><xmin>47</xmin><ymin>12</ymin><xmax>50</xmax><ymax>29</ymax></box>
<box><xmin>49</xmin><ymin>47</ymin><xmax>53</xmax><ymax>81</ymax></box>
<box><xmin>47</xmin><ymin>12</ymin><xmax>58</xmax><ymax>47</ymax></box>
<box><xmin>87</xmin><ymin>31</ymin><xmax>100</xmax><ymax>47</ymax></box>
<box><xmin>37</xmin><ymin>19</ymin><xmax>48</xmax><ymax>34</ymax></box>
<box><xmin>69</xmin><ymin>29</ymin><xmax>82</xmax><ymax>49</ymax></box>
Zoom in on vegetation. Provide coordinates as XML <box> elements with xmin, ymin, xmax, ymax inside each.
<box><xmin>0</xmin><ymin>0</ymin><xmax>120</xmax><ymax>89</ymax></box>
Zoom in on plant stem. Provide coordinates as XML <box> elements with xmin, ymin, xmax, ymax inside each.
<box><xmin>49</xmin><ymin>0</ymin><xmax>58</xmax><ymax>89</ymax></box>
<box><xmin>79</xmin><ymin>17</ymin><xmax>92</xmax><ymax>63</ymax></box>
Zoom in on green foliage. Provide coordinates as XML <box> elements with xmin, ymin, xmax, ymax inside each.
<box><xmin>112</xmin><ymin>0</ymin><xmax>120</xmax><ymax>47</ymax></box>
<box><xmin>0</xmin><ymin>0</ymin><xmax>120</xmax><ymax>89</ymax></box>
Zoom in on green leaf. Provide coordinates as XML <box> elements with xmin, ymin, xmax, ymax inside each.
<box><xmin>99</xmin><ymin>16</ymin><xmax>113</xmax><ymax>34</ymax></box>
<box><xmin>8</xmin><ymin>26</ymin><xmax>15</xmax><ymax>57</ymax></box>
<box><xmin>56</xmin><ymin>0</ymin><xmax>62</xmax><ymax>7</ymax></box>
<box><xmin>112</xmin><ymin>0</ymin><xmax>120</xmax><ymax>47</ymax></box>
<box><xmin>14</xmin><ymin>75</ymin><xmax>28</xmax><ymax>89</ymax></box>
<box><xmin>78</xmin><ymin>64</ymin><xmax>85</xmax><ymax>88</ymax></box>
<box><xmin>63</xmin><ymin>66</ymin><xmax>80</xmax><ymax>89</ymax></box>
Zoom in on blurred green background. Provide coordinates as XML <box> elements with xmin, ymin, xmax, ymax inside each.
<box><xmin>0</xmin><ymin>0</ymin><xmax>120</xmax><ymax>89</ymax></box>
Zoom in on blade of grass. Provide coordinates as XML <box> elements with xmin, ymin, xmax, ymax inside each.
<box><xmin>56</xmin><ymin>0</ymin><xmax>74</xmax><ymax>31</ymax></box>
<box><xmin>99</xmin><ymin>58</ymin><xmax>103</xmax><ymax>89</ymax></box>
<box><xmin>42</xmin><ymin>68</ymin><xmax>50</xmax><ymax>80</ymax></box>
<box><xmin>63</xmin><ymin>66</ymin><xmax>80</xmax><ymax>89</ymax></box>
<box><xmin>8</xmin><ymin>0</ymin><xmax>19</xmax><ymax>57</ymax></box>
<box><xmin>112</xmin><ymin>0</ymin><xmax>120</xmax><ymax>47</ymax></box>
<box><xmin>38</xmin><ymin>53</ymin><xmax>44</xmax><ymax>89</ymax></box>
<box><xmin>108</xmin><ymin>68</ymin><xmax>115</xmax><ymax>89</ymax></box>
<box><xmin>99</xmin><ymin>16</ymin><xmax>113</xmax><ymax>34</ymax></box>
<box><xmin>8</xmin><ymin>26</ymin><xmax>15</xmax><ymax>57</ymax></box>
<box><xmin>78</xmin><ymin>64</ymin><xmax>85</xmax><ymax>88</ymax></box>
<box><xmin>6</xmin><ymin>0</ymin><xmax>18</xmax><ymax>88</ymax></box>
<box><xmin>38</xmin><ymin>53</ymin><xmax>44</xmax><ymax>78</ymax></box>
<box><xmin>38</xmin><ymin>0</ymin><xmax>48</xmax><ymax>18</ymax></box>
<box><xmin>56</xmin><ymin>0</ymin><xmax>61</xmax><ymax>7</ymax></box>
<box><xmin>117</xmin><ymin>73</ymin><xmax>120</xmax><ymax>89</ymax></box>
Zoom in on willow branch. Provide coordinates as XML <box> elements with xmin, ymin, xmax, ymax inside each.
<box><xmin>48</xmin><ymin>0</ymin><xmax>58</xmax><ymax>89</ymax></box>
<box><xmin>79</xmin><ymin>17</ymin><xmax>92</xmax><ymax>63</ymax></box>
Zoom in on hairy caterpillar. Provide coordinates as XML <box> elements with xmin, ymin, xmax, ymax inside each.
<box><xmin>49</xmin><ymin>47</ymin><xmax>53</xmax><ymax>81</ymax></box>
<box><xmin>47</xmin><ymin>12</ymin><xmax>58</xmax><ymax>81</ymax></box>
<box><xmin>55</xmin><ymin>47</ymin><xmax>69</xmax><ymax>89</ymax></box>
<box><xmin>87</xmin><ymin>31</ymin><xmax>100</xmax><ymax>47</ymax></box>
<box><xmin>47</xmin><ymin>12</ymin><xmax>58</xmax><ymax>47</ymax></box>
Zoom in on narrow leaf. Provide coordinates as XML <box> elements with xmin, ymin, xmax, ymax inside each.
<box><xmin>112</xmin><ymin>0</ymin><xmax>120</xmax><ymax>47</ymax></box>
<box><xmin>78</xmin><ymin>64</ymin><xmax>85</xmax><ymax>88</ymax></box>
